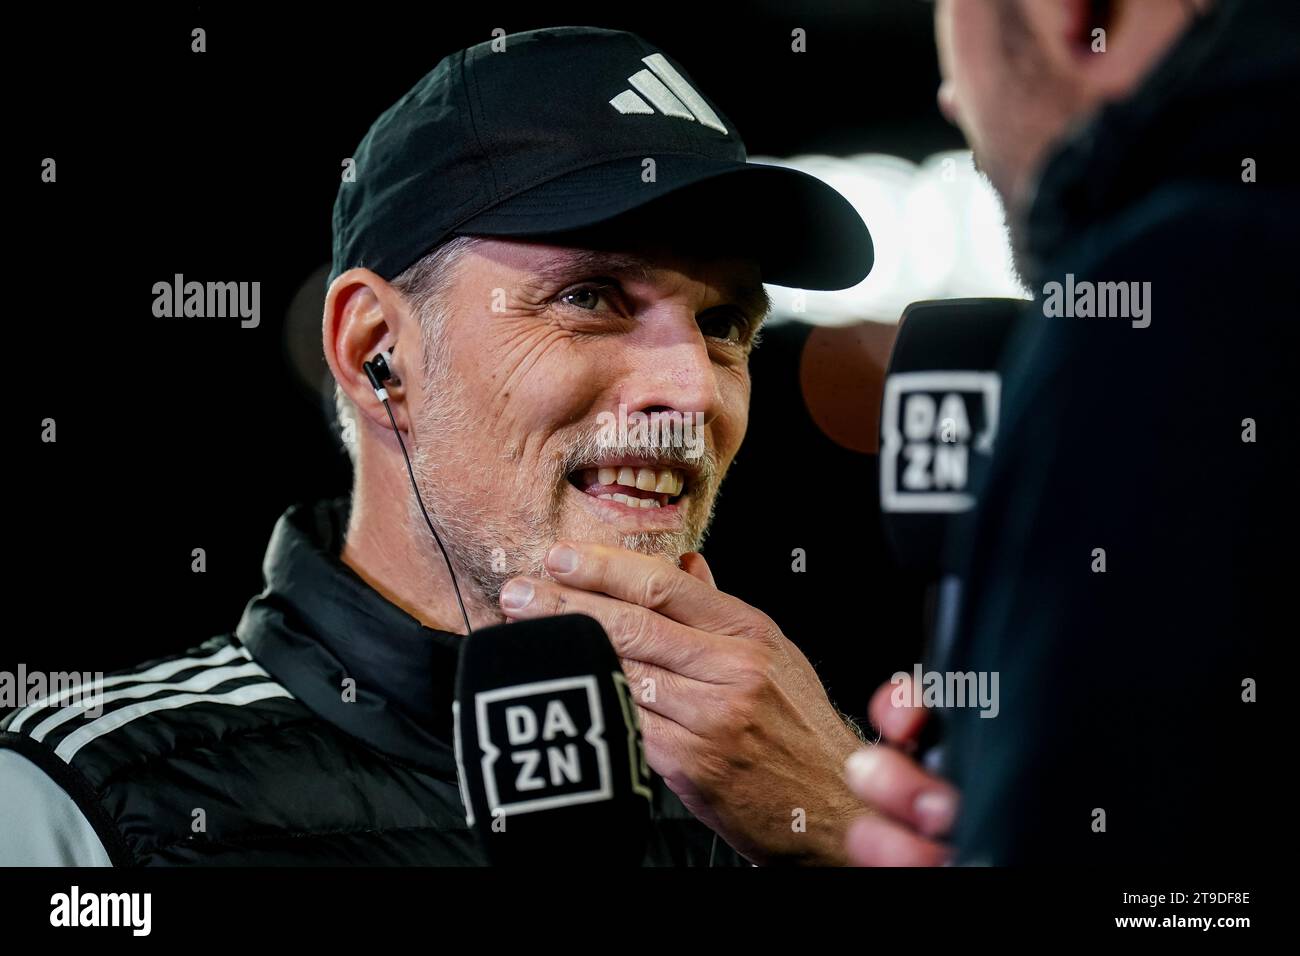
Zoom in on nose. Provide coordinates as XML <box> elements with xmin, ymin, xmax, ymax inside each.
<box><xmin>937</xmin><ymin>80</ymin><xmax>959</xmax><ymax>126</ymax></box>
<box><xmin>617</xmin><ymin>321</ymin><xmax>723</xmax><ymax>428</ymax></box>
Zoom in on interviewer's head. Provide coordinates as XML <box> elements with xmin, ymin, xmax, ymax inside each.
<box><xmin>933</xmin><ymin>0</ymin><xmax>1214</xmax><ymax>218</ymax></box>
<box><xmin>321</xmin><ymin>27</ymin><xmax>872</xmax><ymax>623</ymax></box>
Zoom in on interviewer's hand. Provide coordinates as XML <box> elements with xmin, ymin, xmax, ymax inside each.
<box><xmin>843</xmin><ymin>674</ymin><xmax>960</xmax><ymax>866</ymax></box>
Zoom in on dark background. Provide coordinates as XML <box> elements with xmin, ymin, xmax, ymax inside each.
<box><xmin>14</xmin><ymin>1</ymin><xmax>962</xmax><ymax>725</ymax></box>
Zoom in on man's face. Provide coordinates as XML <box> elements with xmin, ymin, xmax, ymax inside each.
<box><xmin>934</xmin><ymin>0</ymin><xmax>1077</xmax><ymax>213</ymax></box>
<box><xmin>407</xmin><ymin>237</ymin><xmax>766</xmax><ymax>602</ymax></box>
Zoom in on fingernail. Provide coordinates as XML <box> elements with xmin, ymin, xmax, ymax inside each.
<box><xmin>547</xmin><ymin>544</ymin><xmax>579</xmax><ymax>574</ymax></box>
<box><xmin>845</xmin><ymin>747</ymin><xmax>882</xmax><ymax>791</ymax></box>
<box><xmin>500</xmin><ymin>579</ymin><xmax>534</xmax><ymax>610</ymax></box>
<box><xmin>914</xmin><ymin>790</ymin><xmax>957</xmax><ymax>835</ymax></box>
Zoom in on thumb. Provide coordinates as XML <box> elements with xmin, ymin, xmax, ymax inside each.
<box><xmin>679</xmin><ymin>552</ymin><xmax>717</xmax><ymax>588</ymax></box>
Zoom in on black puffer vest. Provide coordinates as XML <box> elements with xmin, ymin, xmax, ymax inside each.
<box><xmin>1</xmin><ymin>500</ymin><xmax>739</xmax><ymax>866</ymax></box>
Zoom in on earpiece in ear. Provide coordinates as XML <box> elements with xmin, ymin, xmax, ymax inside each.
<box><xmin>363</xmin><ymin>348</ymin><xmax>398</xmax><ymax>398</ymax></box>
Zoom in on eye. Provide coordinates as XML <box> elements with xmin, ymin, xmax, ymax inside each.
<box><xmin>558</xmin><ymin>284</ymin><xmax>616</xmax><ymax>312</ymax></box>
<box><xmin>699</xmin><ymin>310</ymin><xmax>748</xmax><ymax>344</ymax></box>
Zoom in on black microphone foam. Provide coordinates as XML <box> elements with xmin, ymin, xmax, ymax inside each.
<box><xmin>879</xmin><ymin>298</ymin><xmax>1024</xmax><ymax>574</ymax></box>
<box><xmin>453</xmin><ymin>614</ymin><xmax>653</xmax><ymax>866</ymax></box>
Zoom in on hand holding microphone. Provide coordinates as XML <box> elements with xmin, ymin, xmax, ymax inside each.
<box><xmin>842</xmin><ymin>296</ymin><xmax>1023</xmax><ymax>866</ymax></box>
<box><xmin>843</xmin><ymin>673</ymin><xmax>960</xmax><ymax>867</ymax></box>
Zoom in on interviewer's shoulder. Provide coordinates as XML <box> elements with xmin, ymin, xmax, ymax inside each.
<box><xmin>1024</xmin><ymin>178</ymin><xmax>1289</xmax><ymax>419</ymax></box>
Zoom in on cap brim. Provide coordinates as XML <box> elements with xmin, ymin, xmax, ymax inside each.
<box><xmin>452</xmin><ymin>155</ymin><xmax>873</xmax><ymax>291</ymax></box>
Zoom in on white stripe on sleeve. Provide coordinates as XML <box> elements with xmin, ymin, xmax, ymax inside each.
<box><xmin>54</xmin><ymin>683</ymin><xmax>294</xmax><ymax>763</ymax></box>
<box><xmin>7</xmin><ymin>644</ymin><xmax>250</xmax><ymax>734</ymax></box>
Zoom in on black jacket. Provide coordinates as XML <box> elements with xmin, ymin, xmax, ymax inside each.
<box><xmin>943</xmin><ymin>0</ymin><xmax>1292</xmax><ymax>864</ymax></box>
<box><xmin>0</xmin><ymin>500</ymin><xmax>741</xmax><ymax>866</ymax></box>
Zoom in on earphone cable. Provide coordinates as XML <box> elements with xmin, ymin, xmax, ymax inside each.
<box><xmin>379</xmin><ymin>396</ymin><xmax>474</xmax><ymax>636</ymax></box>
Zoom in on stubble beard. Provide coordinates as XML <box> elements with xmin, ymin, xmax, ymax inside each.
<box><xmin>407</xmin><ymin>372</ymin><xmax>724</xmax><ymax>609</ymax></box>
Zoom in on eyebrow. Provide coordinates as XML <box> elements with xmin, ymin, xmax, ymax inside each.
<box><xmin>529</xmin><ymin>249</ymin><xmax>772</xmax><ymax>322</ymax></box>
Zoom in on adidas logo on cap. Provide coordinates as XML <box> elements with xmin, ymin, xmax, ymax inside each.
<box><xmin>609</xmin><ymin>53</ymin><xmax>728</xmax><ymax>134</ymax></box>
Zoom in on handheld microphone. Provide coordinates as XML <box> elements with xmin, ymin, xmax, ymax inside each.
<box><xmin>453</xmin><ymin>614</ymin><xmax>653</xmax><ymax>866</ymax></box>
<box><xmin>878</xmin><ymin>298</ymin><xmax>1023</xmax><ymax>770</ymax></box>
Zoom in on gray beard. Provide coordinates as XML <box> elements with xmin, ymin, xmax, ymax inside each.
<box><xmin>405</xmin><ymin>385</ymin><xmax>722</xmax><ymax>609</ymax></box>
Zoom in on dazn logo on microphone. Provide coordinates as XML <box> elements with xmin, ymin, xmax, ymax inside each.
<box><xmin>880</xmin><ymin>371</ymin><xmax>1000</xmax><ymax>513</ymax></box>
<box><xmin>475</xmin><ymin>676</ymin><xmax>613</xmax><ymax>815</ymax></box>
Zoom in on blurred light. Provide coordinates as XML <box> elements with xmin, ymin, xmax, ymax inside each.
<box><xmin>903</xmin><ymin>166</ymin><xmax>960</xmax><ymax>291</ymax></box>
<box><xmin>756</xmin><ymin>150</ymin><xmax>1030</xmax><ymax>325</ymax></box>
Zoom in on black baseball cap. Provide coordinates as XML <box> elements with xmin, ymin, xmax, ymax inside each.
<box><xmin>330</xmin><ymin>26</ymin><xmax>873</xmax><ymax>290</ymax></box>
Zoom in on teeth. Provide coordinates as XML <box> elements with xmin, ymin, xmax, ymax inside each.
<box><xmin>591</xmin><ymin>465</ymin><xmax>686</xmax><ymax>496</ymax></box>
<box><xmin>601</xmin><ymin>491</ymin><xmax>661</xmax><ymax>509</ymax></box>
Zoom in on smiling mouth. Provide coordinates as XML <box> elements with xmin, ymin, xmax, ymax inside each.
<box><xmin>566</xmin><ymin>462</ymin><xmax>690</xmax><ymax>510</ymax></box>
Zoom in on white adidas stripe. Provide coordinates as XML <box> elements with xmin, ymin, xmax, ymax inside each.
<box><xmin>27</xmin><ymin>660</ymin><xmax>272</xmax><ymax>744</ymax></box>
<box><xmin>628</xmin><ymin>69</ymin><xmax>695</xmax><ymax>121</ymax></box>
<box><xmin>53</xmin><ymin>682</ymin><xmax>295</xmax><ymax>764</ymax></box>
<box><xmin>609</xmin><ymin>54</ymin><xmax>728</xmax><ymax>135</ymax></box>
<box><xmin>641</xmin><ymin>53</ymin><xmax>727</xmax><ymax>134</ymax></box>
<box><xmin>7</xmin><ymin>644</ymin><xmax>251</xmax><ymax>734</ymax></box>
<box><xmin>609</xmin><ymin>89</ymin><xmax>653</xmax><ymax>116</ymax></box>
